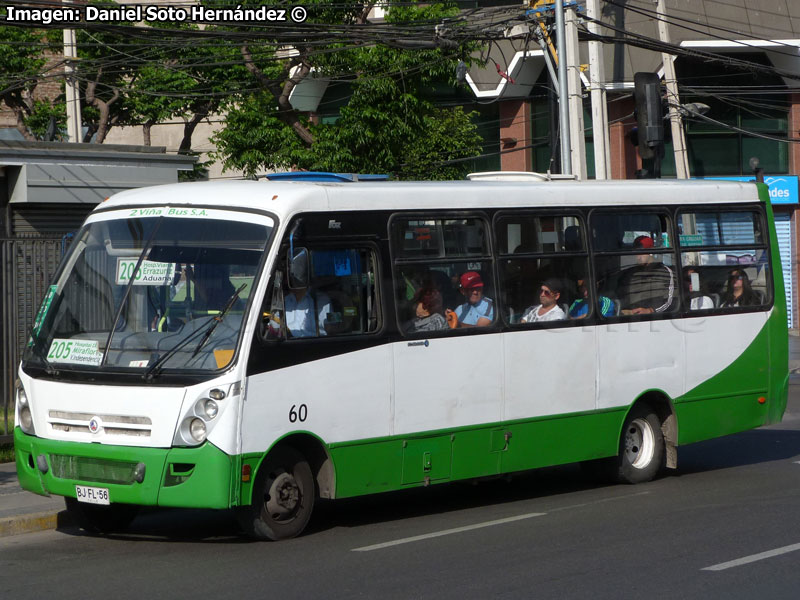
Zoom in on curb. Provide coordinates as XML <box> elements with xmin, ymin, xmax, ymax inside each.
<box><xmin>0</xmin><ymin>510</ymin><xmax>74</xmax><ymax>538</ymax></box>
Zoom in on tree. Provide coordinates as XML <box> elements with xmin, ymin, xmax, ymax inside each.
<box><xmin>75</xmin><ymin>25</ymin><xmax>133</xmax><ymax>142</ymax></box>
<box><xmin>212</xmin><ymin>1</ymin><xmax>482</xmax><ymax>179</ymax></box>
<box><xmin>127</xmin><ymin>21</ymin><xmax>241</xmax><ymax>155</ymax></box>
<box><xmin>0</xmin><ymin>20</ymin><xmax>64</xmax><ymax>141</ymax></box>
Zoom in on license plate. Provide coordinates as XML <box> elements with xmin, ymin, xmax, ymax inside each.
<box><xmin>75</xmin><ymin>485</ymin><xmax>110</xmax><ymax>505</ymax></box>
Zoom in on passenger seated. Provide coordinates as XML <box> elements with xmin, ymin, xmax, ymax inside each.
<box><xmin>445</xmin><ymin>271</ymin><xmax>494</xmax><ymax>328</ymax></box>
<box><xmin>720</xmin><ymin>268</ymin><xmax>759</xmax><ymax>307</ymax></box>
<box><xmin>684</xmin><ymin>267</ymin><xmax>713</xmax><ymax>310</ymax></box>
<box><xmin>569</xmin><ymin>277</ymin><xmax>615</xmax><ymax>319</ymax></box>
<box><xmin>406</xmin><ymin>287</ymin><xmax>448</xmax><ymax>333</ymax></box>
<box><xmin>619</xmin><ymin>236</ymin><xmax>675</xmax><ymax>315</ymax></box>
<box><xmin>521</xmin><ymin>278</ymin><xmax>567</xmax><ymax>323</ymax></box>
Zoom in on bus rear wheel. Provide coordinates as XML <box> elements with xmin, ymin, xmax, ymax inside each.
<box><xmin>64</xmin><ymin>498</ymin><xmax>139</xmax><ymax>534</ymax></box>
<box><xmin>613</xmin><ymin>404</ymin><xmax>665</xmax><ymax>484</ymax></box>
<box><xmin>238</xmin><ymin>446</ymin><xmax>315</xmax><ymax>541</ymax></box>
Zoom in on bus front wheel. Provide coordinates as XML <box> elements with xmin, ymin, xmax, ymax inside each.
<box><xmin>614</xmin><ymin>404</ymin><xmax>665</xmax><ymax>484</ymax></box>
<box><xmin>238</xmin><ymin>446</ymin><xmax>315</xmax><ymax>541</ymax></box>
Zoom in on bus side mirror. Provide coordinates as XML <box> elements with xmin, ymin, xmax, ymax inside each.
<box><xmin>288</xmin><ymin>247</ymin><xmax>310</xmax><ymax>290</ymax></box>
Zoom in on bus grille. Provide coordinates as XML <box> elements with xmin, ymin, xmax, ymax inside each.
<box><xmin>48</xmin><ymin>411</ymin><xmax>152</xmax><ymax>437</ymax></box>
<box><xmin>49</xmin><ymin>455</ymin><xmax>139</xmax><ymax>485</ymax></box>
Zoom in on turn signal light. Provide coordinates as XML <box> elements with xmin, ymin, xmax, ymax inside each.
<box><xmin>241</xmin><ymin>464</ymin><xmax>252</xmax><ymax>483</ymax></box>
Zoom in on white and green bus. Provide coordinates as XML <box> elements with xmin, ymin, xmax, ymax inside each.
<box><xmin>14</xmin><ymin>174</ymin><xmax>788</xmax><ymax>539</ymax></box>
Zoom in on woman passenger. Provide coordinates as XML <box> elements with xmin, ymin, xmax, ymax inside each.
<box><xmin>720</xmin><ymin>268</ymin><xmax>759</xmax><ymax>307</ymax></box>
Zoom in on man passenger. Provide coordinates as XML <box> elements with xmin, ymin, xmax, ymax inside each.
<box><xmin>446</xmin><ymin>271</ymin><xmax>494</xmax><ymax>328</ymax></box>
<box><xmin>619</xmin><ymin>235</ymin><xmax>675</xmax><ymax>315</ymax></box>
<box><xmin>521</xmin><ymin>278</ymin><xmax>567</xmax><ymax>323</ymax></box>
<box><xmin>569</xmin><ymin>277</ymin><xmax>616</xmax><ymax>319</ymax></box>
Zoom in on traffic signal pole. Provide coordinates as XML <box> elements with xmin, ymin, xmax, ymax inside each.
<box><xmin>555</xmin><ymin>0</ymin><xmax>572</xmax><ymax>175</ymax></box>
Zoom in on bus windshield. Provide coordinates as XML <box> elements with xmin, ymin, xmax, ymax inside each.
<box><xmin>23</xmin><ymin>210</ymin><xmax>273</xmax><ymax>376</ymax></box>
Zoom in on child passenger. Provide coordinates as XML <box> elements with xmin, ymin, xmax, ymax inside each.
<box><xmin>407</xmin><ymin>288</ymin><xmax>448</xmax><ymax>333</ymax></box>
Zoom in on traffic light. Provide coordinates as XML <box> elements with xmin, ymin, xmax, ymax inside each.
<box><xmin>633</xmin><ymin>72</ymin><xmax>664</xmax><ymax>161</ymax></box>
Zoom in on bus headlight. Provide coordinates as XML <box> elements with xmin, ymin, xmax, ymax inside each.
<box><xmin>203</xmin><ymin>399</ymin><xmax>218</xmax><ymax>420</ymax></box>
<box><xmin>15</xmin><ymin>380</ymin><xmax>35</xmax><ymax>435</ymax></box>
<box><xmin>189</xmin><ymin>418</ymin><xmax>207</xmax><ymax>443</ymax></box>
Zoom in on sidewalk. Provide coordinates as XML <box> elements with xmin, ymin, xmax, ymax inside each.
<box><xmin>0</xmin><ymin>461</ymin><xmax>72</xmax><ymax>537</ymax></box>
<box><xmin>2</xmin><ymin>333</ymin><xmax>800</xmax><ymax>538</ymax></box>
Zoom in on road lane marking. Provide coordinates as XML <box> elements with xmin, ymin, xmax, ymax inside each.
<box><xmin>352</xmin><ymin>512</ymin><xmax>546</xmax><ymax>552</ymax></box>
<box><xmin>702</xmin><ymin>543</ymin><xmax>800</xmax><ymax>571</ymax></box>
<box><xmin>548</xmin><ymin>491</ymin><xmax>651</xmax><ymax>513</ymax></box>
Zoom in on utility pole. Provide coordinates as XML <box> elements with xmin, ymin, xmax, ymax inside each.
<box><xmin>63</xmin><ymin>5</ymin><xmax>81</xmax><ymax>143</ymax></box>
<box><xmin>656</xmin><ymin>0</ymin><xmax>689</xmax><ymax>178</ymax></box>
<box><xmin>565</xmin><ymin>5</ymin><xmax>587</xmax><ymax>180</ymax></box>
<box><xmin>586</xmin><ymin>0</ymin><xmax>611</xmax><ymax>179</ymax></box>
<box><xmin>554</xmin><ymin>0</ymin><xmax>571</xmax><ymax>175</ymax></box>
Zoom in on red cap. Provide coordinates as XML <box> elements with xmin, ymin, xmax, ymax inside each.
<box><xmin>634</xmin><ymin>235</ymin><xmax>654</xmax><ymax>249</ymax></box>
<box><xmin>459</xmin><ymin>271</ymin><xmax>484</xmax><ymax>289</ymax></box>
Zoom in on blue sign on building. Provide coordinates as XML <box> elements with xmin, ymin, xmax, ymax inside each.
<box><xmin>699</xmin><ymin>175</ymin><xmax>799</xmax><ymax>205</ymax></box>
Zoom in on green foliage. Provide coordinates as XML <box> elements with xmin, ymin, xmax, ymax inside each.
<box><xmin>129</xmin><ymin>64</ymin><xmax>194</xmax><ymax>126</ymax></box>
<box><xmin>400</xmin><ymin>106</ymin><xmax>482</xmax><ymax>180</ymax></box>
<box><xmin>129</xmin><ymin>20</ymin><xmax>245</xmax><ymax>148</ymax></box>
<box><xmin>212</xmin><ymin>0</ymin><xmax>483</xmax><ymax>179</ymax></box>
<box><xmin>0</xmin><ymin>20</ymin><xmax>62</xmax><ymax>139</ymax></box>
<box><xmin>24</xmin><ymin>99</ymin><xmax>67</xmax><ymax>140</ymax></box>
<box><xmin>0</xmin><ymin>25</ymin><xmax>46</xmax><ymax>86</ymax></box>
<box><xmin>213</xmin><ymin>94</ymin><xmax>313</xmax><ymax>177</ymax></box>
<box><xmin>0</xmin><ymin>414</ymin><xmax>14</xmax><ymax>464</ymax></box>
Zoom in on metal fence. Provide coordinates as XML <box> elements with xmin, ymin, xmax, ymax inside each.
<box><xmin>1</xmin><ymin>238</ymin><xmax>65</xmax><ymax>444</ymax></box>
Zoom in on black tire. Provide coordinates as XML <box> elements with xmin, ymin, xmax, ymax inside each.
<box><xmin>613</xmin><ymin>404</ymin><xmax>665</xmax><ymax>484</ymax></box>
<box><xmin>64</xmin><ymin>497</ymin><xmax>139</xmax><ymax>534</ymax></box>
<box><xmin>237</xmin><ymin>446</ymin><xmax>315</xmax><ymax>541</ymax></box>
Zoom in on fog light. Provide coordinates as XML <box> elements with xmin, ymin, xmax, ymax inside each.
<box><xmin>203</xmin><ymin>399</ymin><xmax>219</xmax><ymax>419</ymax></box>
<box><xmin>189</xmin><ymin>418</ymin><xmax>207</xmax><ymax>443</ymax></box>
<box><xmin>36</xmin><ymin>454</ymin><xmax>48</xmax><ymax>474</ymax></box>
<box><xmin>133</xmin><ymin>462</ymin><xmax>146</xmax><ymax>483</ymax></box>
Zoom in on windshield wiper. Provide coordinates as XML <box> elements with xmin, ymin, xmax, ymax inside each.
<box><xmin>191</xmin><ymin>284</ymin><xmax>247</xmax><ymax>358</ymax></box>
<box><xmin>143</xmin><ymin>316</ymin><xmax>216</xmax><ymax>380</ymax></box>
<box><xmin>102</xmin><ymin>218</ymin><xmax>164</xmax><ymax>367</ymax></box>
<box><xmin>144</xmin><ymin>283</ymin><xmax>246</xmax><ymax>380</ymax></box>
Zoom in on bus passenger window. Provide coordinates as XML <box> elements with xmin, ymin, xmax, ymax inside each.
<box><xmin>396</xmin><ymin>263</ymin><xmax>495</xmax><ymax>332</ymax></box>
<box><xmin>591</xmin><ymin>212</ymin><xmax>678</xmax><ymax>316</ymax></box>
<box><xmin>266</xmin><ymin>247</ymin><xmax>380</xmax><ymax>340</ymax></box>
<box><xmin>495</xmin><ymin>214</ymin><xmax>588</xmax><ymax>324</ymax></box>
<box><xmin>392</xmin><ymin>216</ymin><xmax>495</xmax><ymax>334</ymax></box>
<box><xmin>678</xmin><ymin>210</ymin><xmax>771</xmax><ymax>311</ymax></box>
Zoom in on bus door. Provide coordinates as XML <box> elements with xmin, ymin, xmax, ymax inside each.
<box><xmin>390</xmin><ymin>215</ymin><xmax>504</xmax><ymax>483</ymax></box>
<box><xmin>495</xmin><ymin>212</ymin><xmax>598</xmax><ymax>471</ymax></box>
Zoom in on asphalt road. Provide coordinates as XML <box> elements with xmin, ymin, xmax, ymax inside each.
<box><xmin>3</xmin><ymin>384</ymin><xmax>800</xmax><ymax>600</ymax></box>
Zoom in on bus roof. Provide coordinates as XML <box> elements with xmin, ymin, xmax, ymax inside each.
<box><xmin>98</xmin><ymin>178</ymin><xmax>764</xmax><ymax>219</ymax></box>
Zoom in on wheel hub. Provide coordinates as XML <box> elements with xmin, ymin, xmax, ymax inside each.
<box><xmin>624</xmin><ymin>418</ymin><xmax>655</xmax><ymax>469</ymax></box>
<box><xmin>266</xmin><ymin>472</ymin><xmax>301</xmax><ymax>520</ymax></box>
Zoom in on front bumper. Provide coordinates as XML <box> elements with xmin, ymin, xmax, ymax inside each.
<box><xmin>14</xmin><ymin>428</ymin><xmax>235</xmax><ymax>509</ymax></box>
